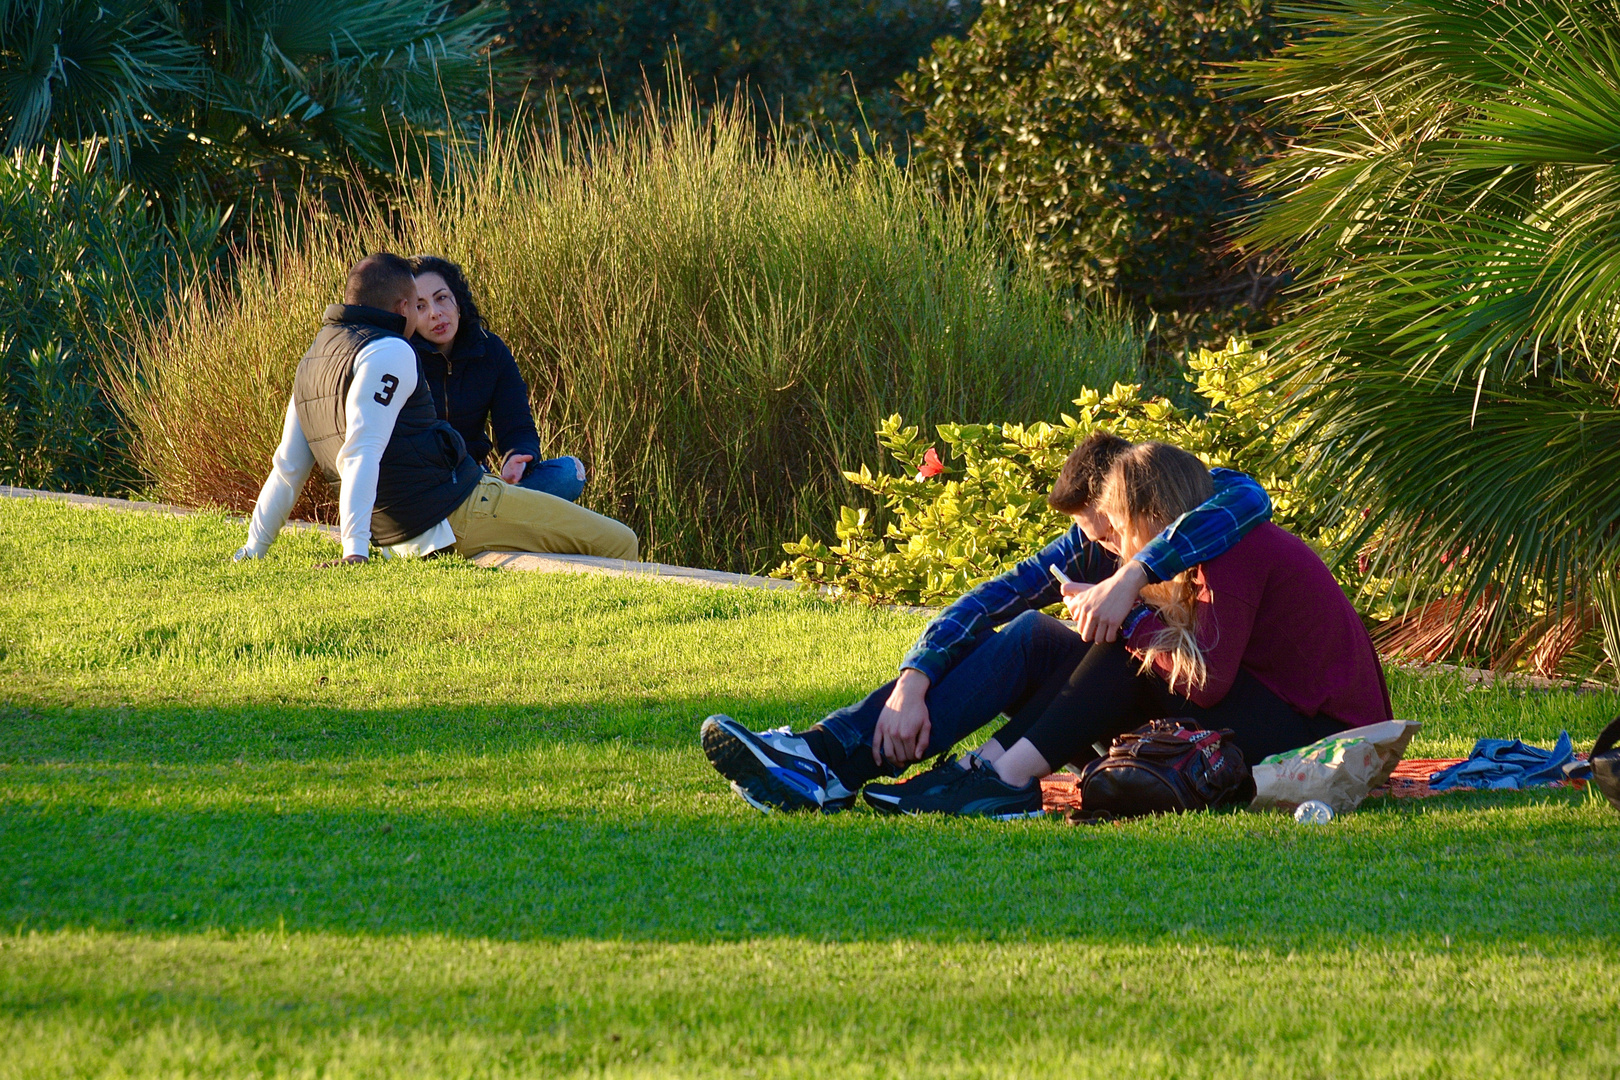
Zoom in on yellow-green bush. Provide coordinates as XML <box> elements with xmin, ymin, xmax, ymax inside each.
<box><xmin>777</xmin><ymin>340</ymin><xmax>1345</xmax><ymax>604</ymax></box>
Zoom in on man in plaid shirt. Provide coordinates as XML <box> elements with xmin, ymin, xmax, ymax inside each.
<box><xmin>701</xmin><ymin>432</ymin><xmax>1272</xmax><ymax>814</ymax></box>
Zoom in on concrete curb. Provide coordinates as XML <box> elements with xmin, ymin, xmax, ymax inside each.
<box><xmin>0</xmin><ymin>485</ymin><xmax>800</xmax><ymax>597</ymax></box>
<box><xmin>467</xmin><ymin>549</ymin><xmax>795</xmax><ymax>591</ymax></box>
<box><xmin>1</xmin><ymin>484</ymin><xmax>341</xmax><ymax>540</ymax></box>
<box><xmin>1383</xmin><ymin>659</ymin><xmax>1608</xmax><ymax>695</ymax></box>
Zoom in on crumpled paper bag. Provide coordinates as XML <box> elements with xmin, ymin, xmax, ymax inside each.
<box><xmin>1250</xmin><ymin>720</ymin><xmax>1422</xmax><ymax>814</ymax></box>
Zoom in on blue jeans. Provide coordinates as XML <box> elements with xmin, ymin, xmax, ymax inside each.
<box><xmin>512</xmin><ymin>456</ymin><xmax>587</xmax><ymax>503</ymax></box>
<box><xmin>820</xmin><ymin>610</ymin><xmax>1090</xmax><ymax>764</ymax></box>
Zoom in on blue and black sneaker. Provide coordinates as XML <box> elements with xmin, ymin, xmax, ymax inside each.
<box><xmin>862</xmin><ymin>753</ymin><xmax>973</xmax><ymax>815</ymax></box>
<box><xmin>700</xmin><ymin>715</ymin><xmax>857</xmax><ymax>813</ymax></box>
<box><xmin>863</xmin><ymin>754</ymin><xmax>1044</xmax><ymax>820</ymax></box>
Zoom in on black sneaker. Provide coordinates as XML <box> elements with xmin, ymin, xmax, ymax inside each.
<box><xmin>864</xmin><ymin>755</ymin><xmax>1045</xmax><ymax>820</ymax></box>
<box><xmin>862</xmin><ymin>753</ymin><xmax>973</xmax><ymax>815</ymax></box>
<box><xmin>700</xmin><ymin>715</ymin><xmax>857</xmax><ymax>814</ymax></box>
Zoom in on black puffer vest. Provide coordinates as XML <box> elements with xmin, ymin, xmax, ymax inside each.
<box><xmin>293</xmin><ymin>304</ymin><xmax>482</xmax><ymax>545</ymax></box>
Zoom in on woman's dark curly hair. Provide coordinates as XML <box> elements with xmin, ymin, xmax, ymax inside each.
<box><xmin>408</xmin><ymin>254</ymin><xmax>484</xmax><ymax>351</ymax></box>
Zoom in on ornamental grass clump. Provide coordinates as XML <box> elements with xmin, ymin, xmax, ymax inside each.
<box><xmin>115</xmin><ymin>87</ymin><xmax>1140</xmax><ymax>572</ymax></box>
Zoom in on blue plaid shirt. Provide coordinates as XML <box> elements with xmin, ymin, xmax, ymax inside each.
<box><xmin>898</xmin><ymin>468</ymin><xmax>1271</xmax><ymax>683</ymax></box>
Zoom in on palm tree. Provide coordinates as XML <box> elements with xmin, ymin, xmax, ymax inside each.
<box><xmin>1237</xmin><ymin>0</ymin><xmax>1620</xmax><ymax>675</ymax></box>
<box><xmin>0</xmin><ymin>0</ymin><xmax>514</xmax><ymax>208</ymax></box>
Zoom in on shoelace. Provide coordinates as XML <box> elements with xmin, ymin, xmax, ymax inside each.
<box><xmin>940</xmin><ymin>755</ymin><xmax>994</xmax><ymax>790</ymax></box>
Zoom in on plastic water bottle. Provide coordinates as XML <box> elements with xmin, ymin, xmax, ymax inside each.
<box><xmin>1294</xmin><ymin>800</ymin><xmax>1334</xmax><ymax>824</ymax></box>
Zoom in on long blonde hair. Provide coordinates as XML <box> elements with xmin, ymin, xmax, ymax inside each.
<box><xmin>1100</xmin><ymin>442</ymin><xmax>1214</xmax><ymax>694</ymax></box>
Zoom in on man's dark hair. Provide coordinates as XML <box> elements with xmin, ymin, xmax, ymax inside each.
<box><xmin>1047</xmin><ymin>430</ymin><xmax>1133</xmax><ymax>512</ymax></box>
<box><xmin>408</xmin><ymin>254</ymin><xmax>484</xmax><ymax>350</ymax></box>
<box><xmin>345</xmin><ymin>253</ymin><xmax>417</xmax><ymax>312</ymax></box>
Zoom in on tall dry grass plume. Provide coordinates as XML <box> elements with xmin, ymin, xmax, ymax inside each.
<box><xmin>116</xmin><ymin>89</ymin><xmax>1140</xmax><ymax>571</ymax></box>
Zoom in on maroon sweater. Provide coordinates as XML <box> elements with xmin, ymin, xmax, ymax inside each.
<box><xmin>1126</xmin><ymin>522</ymin><xmax>1392</xmax><ymax>726</ymax></box>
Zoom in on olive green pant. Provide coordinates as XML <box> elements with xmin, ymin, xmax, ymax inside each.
<box><xmin>446</xmin><ymin>475</ymin><xmax>638</xmax><ymax>560</ymax></box>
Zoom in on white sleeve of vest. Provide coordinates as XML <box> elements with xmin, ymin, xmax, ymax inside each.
<box><xmin>242</xmin><ymin>394</ymin><xmax>316</xmax><ymax>557</ymax></box>
<box><xmin>336</xmin><ymin>337</ymin><xmax>418</xmax><ymax>558</ymax></box>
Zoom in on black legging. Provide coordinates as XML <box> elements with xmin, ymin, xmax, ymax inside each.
<box><xmin>991</xmin><ymin>639</ymin><xmax>1351</xmax><ymax>770</ymax></box>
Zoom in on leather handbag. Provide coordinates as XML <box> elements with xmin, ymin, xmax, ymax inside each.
<box><xmin>1579</xmin><ymin>716</ymin><xmax>1620</xmax><ymax>813</ymax></box>
<box><xmin>1068</xmin><ymin>719</ymin><xmax>1253</xmax><ymax>823</ymax></box>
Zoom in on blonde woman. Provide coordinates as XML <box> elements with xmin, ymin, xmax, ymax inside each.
<box><xmin>867</xmin><ymin>440</ymin><xmax>1391</xmax><ymax>819</ymax></box>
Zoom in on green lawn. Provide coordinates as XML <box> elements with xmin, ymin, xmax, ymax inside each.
<box><xmin>2</xmin><ymin>497</ymin><xmax>1618</xmax><ymax>1078</ymax></box>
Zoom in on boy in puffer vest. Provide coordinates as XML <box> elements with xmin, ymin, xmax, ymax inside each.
<box><xmin>233</xmin><ymin>253</ymin><xmax>637</xmax><ymax>566</ymax></box>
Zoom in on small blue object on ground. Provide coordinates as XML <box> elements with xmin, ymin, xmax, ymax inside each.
<box><xmin>1428</xmin><ymin>732</ymin><xmax>1574</xmax><ymax>791</ymax></box>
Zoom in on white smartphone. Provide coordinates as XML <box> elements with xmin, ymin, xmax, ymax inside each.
<box><xmin>1049</xmin><ymin>564</ymin><xmax>1073</xmax><ymax>586</ymax></box>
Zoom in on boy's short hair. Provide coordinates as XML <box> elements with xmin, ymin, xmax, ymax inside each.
<box><xmin>1047</xmin><ymin>430</ymin><xmax>1133</xmax><ymax>513</ymax></box>
<box><xmin>345</xmin><ymin>253</ymin><xmax>417</xmax><ymax>311</ymax></box>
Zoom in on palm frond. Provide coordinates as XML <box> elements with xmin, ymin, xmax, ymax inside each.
<box><xmin>1236</xmin><ymin>0</ymin><xmax>1620</xmax><ymax>671</ymax></box>
<box><xmin>0</xmin><ymin>1</ymin><xmax>204</xmax><ymax>165</ymax></box>
<box><xmin>2</xmin><ymin>0</ymin><xmax>518</xmax><ymax>206</ymax></box>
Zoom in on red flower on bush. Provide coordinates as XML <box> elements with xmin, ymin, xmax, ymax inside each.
<box><xmin>915</xmin><ymin>447</ymin><xmax>945</xmax><ymax>481</ymax></box>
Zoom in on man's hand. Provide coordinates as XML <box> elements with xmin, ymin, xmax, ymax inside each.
<box><xmin>500</xmin><ymin>454</ymin><xmax>534</xmax><ymax>484</ymax></box>
<box><xmin>1066</xmin><ymin>560</ymin><xmax>1149</xmax><ymax>642</ymax></box>
<box><xmin>314</xmin><ymin>554</ymin><xmax>369</xmax><ymax>569</ymax></box>
<box><xmin>873</xmin><ymin>668</ymin><xmax>932</xmax><ymax>767</ymax></box>
<box><xmin>1059</xmin><ymin>580</ymin><xmax>1094</xmax><ymax>622</ymax></box>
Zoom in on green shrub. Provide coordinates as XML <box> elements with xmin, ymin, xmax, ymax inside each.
<box><xmin>775</xmin><ymin>340</ymin><xmax>1342</xmax><ymax>605</ymax></box>
<box><xmin>114</xmin><ymin>92</ymin><xmax>1141</xmax><ymax>573</ymax></box>
<box><xmin>489</xmin><ymin>0</ymin><xmax>980</xmax><ymax>153</ymax></box>
<box><xmin>899</xmin><ymin>0</ymin><xmax>1294</xmax><ymax>335</ymax></box>
<box><xmin>0</xmin><ymin>144</ymin><xmax>217</xmax><ymax>495</ymax></box>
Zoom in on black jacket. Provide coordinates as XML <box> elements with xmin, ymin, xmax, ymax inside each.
<box><xmin>294</xmin><ymin>305</ymin><xmax>480</xmax><ymax>545</ymax></box>
<box><xmin>411</xmin><ymin>328</ymin><xmax>543</xmax><ymax>472</ymax></box>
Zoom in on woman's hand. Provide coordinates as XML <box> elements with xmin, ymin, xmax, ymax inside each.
<box><xmin>1066</xmin><ymin>561</ymin><xmax>1149</xmax><ymax>642</ymax></box>
<box><xmin>1060</xmin><ymin>580</ymin><xmax>1095</xmax><ymax>623</ymax></box>
<box><xmin>873</xmin><ymin>668</ymin><xmax>932</xmax><ymax>767</ymax></box>
<box><xmin>500</xmin><ymin>454</ymin><xmax>534</xmax><ymax>484</ymax></box>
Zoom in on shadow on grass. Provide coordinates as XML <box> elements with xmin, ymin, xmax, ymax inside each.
<box><xmin>4</xmin><ymin>699</ymin><xmax>1617</xmax><ymax>949</ymax></box>
<box><xmin>0</xmin><ymin>695</ymin><xmax>876</xmax><ymax>763</ymax></box>
<box><xmin>3</xmin><ymin>785</ymin><xmax>1614</xmax><ymax>949</ymax></box>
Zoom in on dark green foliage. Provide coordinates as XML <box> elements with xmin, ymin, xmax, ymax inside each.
<box><xmin>490</xmin><ymin>0</ymin><xmax>980</xmax><ymax>153</ymax></box>
<box><xmin>0</xmin><ymin>144</ymin><xmax>218</xmax><ymax>494</ymax></box>
<box><xmin>0</xmin><ymin>1</ymin><xmax>513</xmax><ymax>495</ymax></box>
<box><xmin>0</xmin><ymin>0</ymin><xmax>515</xmax><ymax>211</ymax></box>
<box><xmin>900</xmin><ymin>0</ymin><xmax>1293</xmax><ymax>327</ymax></box>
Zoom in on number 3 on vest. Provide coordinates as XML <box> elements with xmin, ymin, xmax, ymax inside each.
<box><xmin>374</xmin><ymin>374</ymin><xmax>399</xmax><ymax>406</ymax></box>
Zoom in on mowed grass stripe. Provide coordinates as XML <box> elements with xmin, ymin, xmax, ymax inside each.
<box><xmin>4</xmin><ymin>498</ymin><xmax>1615</xmax><ymax>758</ymax></box>
<box><xmin>3</xmin><ymin>933</ymin><xmax>1616</xmax><ymax>1079</ymax></box>
<box><xmin>3</xmin><ymin>765</ymin><xmax>1617</xmax><ymax>944</ymax></box>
